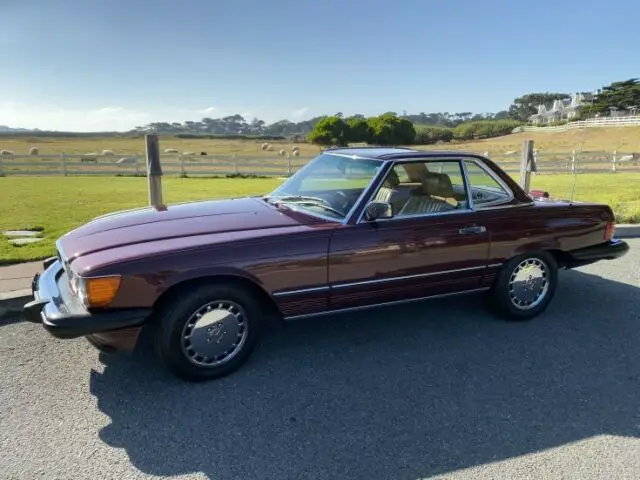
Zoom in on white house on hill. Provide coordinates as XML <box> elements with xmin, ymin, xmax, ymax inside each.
<box><xmin>529</xmin><ymin>93</ymin><xmax>588</xmax><ymax>125</ymax></box>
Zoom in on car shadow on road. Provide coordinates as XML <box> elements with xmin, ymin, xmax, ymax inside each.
<box><xmin>90</xmin><ymin>269</ymin><xmax>640</xmax><ymax>480</ymax></box>
<box><xmin>0</xmin><ymin>314</ymin><xmax>23</xmax><ymax>327</ymax></box>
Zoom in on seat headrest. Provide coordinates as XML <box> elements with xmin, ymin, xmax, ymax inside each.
<box><xmin>421</xmin><ymin>172</ymin><xmax>454</xmax><ymax>198</ymax></box>
<box><xmin>383</xmin><ymin>169</ymin><xmax>400</xmax><ymax>188</ymax></box>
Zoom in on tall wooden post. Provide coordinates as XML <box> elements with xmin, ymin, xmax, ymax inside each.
<box><xmin>519</xmin><ymin>139</ymin><xmax>535</xmax><ymax>193</ymax></box>
<box><xmin>145</xmin><ymin>134</ymin><xmax>164</xmax><ymax>209</ymax></box>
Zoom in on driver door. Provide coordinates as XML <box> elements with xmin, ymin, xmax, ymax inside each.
<box><xmin>327</xmin><ymin>159</ymin><xmax>490</xmax><ymax>310</ymax></box>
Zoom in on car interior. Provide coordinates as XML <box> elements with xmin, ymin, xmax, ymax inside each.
<box><xmin>372</xmin><ymin>162</ymin><xmax>468</xmax><ymax>216</ymax></box>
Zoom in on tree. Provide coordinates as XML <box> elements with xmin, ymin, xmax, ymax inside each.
<box><xmin>507</xmin><ymin>93</ymin><xmax>570</xmax><ymax>121</ymax></box>
<box><xmin>588</xmin><ymin>78</ymin><xmax>640</xmax><ymax>116</ymax></box>
<box><xmin>307</xmin><ymin>116</ymin><xmax>349</xmax><ymax>146</ymax></box>
<box><xmin>345</xmin><ymin>116</ymin><xmax>373</xmax><ymax>143</ymax></box>
<box><xmin>366</xmin><ymin>114</ymin><xmax>416</xmax><ymax>145</ymax></box>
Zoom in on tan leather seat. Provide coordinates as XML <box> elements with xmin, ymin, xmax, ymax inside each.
<box><xmin>398</xmin><ymin>172</ymin><xmax>456</xmax><ymax>215</ymax></box>
<box><xmin>373</xmin><ymin>168</ymin><xmax>400</xmax><ymax>203</ymax></box>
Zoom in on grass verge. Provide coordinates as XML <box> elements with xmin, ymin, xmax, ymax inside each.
<box><xmin>0</xmin><ymin>174</ymin><xmax>638</xmax><ymax>264</ymax></box>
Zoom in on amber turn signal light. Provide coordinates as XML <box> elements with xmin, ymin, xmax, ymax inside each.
<box><xmin>85</xmin><ymin>276</ymin><xmax>122</xmax><ymax>307</ymax></box>
<box><xmin>604</xmin><ymin>221</ymin><xmax>616</xmax><ymax>241</ymax></box>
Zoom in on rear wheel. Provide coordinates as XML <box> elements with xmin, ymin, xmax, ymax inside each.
<box><xmin>152</xmin><ymin>283</ymin><xmax>264</xmax><ymax>382</ymax></box>
<box><xmin>489</xmin><ymin>252</ymin><xmax>558</xmax><ymax>321</ymax></box>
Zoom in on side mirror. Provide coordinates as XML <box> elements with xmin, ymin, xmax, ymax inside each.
<box><xmin>364</xmin><ymin>201</ymin><xmax>393</xmax><ymax>221</ymax></box>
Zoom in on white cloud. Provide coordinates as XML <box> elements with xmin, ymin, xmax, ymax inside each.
<box><xmin>0</xmin><ymin>102</ymin><xmax>314</xmax><ymax>132</ymax></box>
<box><xmin>291</xmin><ymin>107</ymin><xmax>309</xmax><ymax>119</ymax></box>
<box><xmin>0</xmin><ymin>102</ymin><xmax>154</xmax><ymax>131</ymax></box>
<box><xmin>197</xmin><ymin>106</ymin><xmax>219</xmax><ymax>116</ymax></box>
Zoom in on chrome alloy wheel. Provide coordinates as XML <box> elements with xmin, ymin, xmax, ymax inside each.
<box><xmin>180</xmin><ymin>300</ymin><xmax>248</xmax><ymax>367</ymax></box>
<box><xmin>508</xmin><ymin>258</ymin><xmax>550</xmax><ymax>310</ymax></box>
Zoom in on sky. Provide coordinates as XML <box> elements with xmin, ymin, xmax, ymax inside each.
<box><xmin>0</xmin><ymin>0</ymin><xmax>638</xmax><ymax>132</ymax></box>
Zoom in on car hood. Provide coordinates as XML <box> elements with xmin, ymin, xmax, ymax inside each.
<box><xmin>57</xmin><ymin>197</ymin><xmax>313</xmax><ymax>263</ymax></box>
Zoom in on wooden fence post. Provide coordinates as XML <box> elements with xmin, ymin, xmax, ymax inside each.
<box><xmin>571</xmin><ymin>150</ymin><xmax>576</xmax><ymax>173</ymax></box>
<box><xmin>61</xmin><ymin>153</ymin><xmax>67</xmax><ymax>176</ymax></box>
<box><xmin>519</xmin><ymin>140</ymin><xmax>535</xmax><ymax>193</ymax></box>
<box><xmin>233</xmin><ymin>152</ymin><xmax>239</xmax><ymax>175</ymax></box>
<box><xmin>145</xmin><ymin>134</ymin><xmax>164</xmax><ymax>208</ymax></box>
<box><xmin>179</xmin><ymin>155</ymin><xmax>185</xmax><ymax>177</ymax></box>
<box><xmin>612</xmin><ymin>150</ymin><xmax>617</xmax><ymax>173</ymax></box>
<box><xmin>287</xmin><ymin>154</ymin><xmax>292</xmax><ymax>176</ymax></box>
<box><xmin>0</xmin><ymin>155</ymin><xmax>4</xmax><ymax>176</ymax></box>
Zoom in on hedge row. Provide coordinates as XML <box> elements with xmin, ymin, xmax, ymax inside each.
<box><xmin>452</xmin><ymin>120</ymin><xmax>524</xmax><ymax>140</ymax></box>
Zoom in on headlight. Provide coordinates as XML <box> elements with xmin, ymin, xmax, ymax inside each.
<box><xmin>60</xmin><ymin>249</ymin><xmax>121</xmax><ymax>308</ymax></box>
<box><xmin>79</xmin><ymin>276</ymin><xmax>122</xmax><ymax>308</ymax></box>
<box><xmin>69</xmin><ymin>270</ymin><xmax>81</xmax><ymax>295</ymax></box>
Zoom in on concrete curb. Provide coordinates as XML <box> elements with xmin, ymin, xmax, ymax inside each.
<box><xmin>616</xmin><ymin>224</ymin><xmax>640</xmax><ymax>239</ymax></box>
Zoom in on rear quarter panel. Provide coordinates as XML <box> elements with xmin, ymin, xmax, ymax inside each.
<box><xmin>479</xmin><ymin>201</ymin><xmax>613</xmax><ymax>284</ymax></box>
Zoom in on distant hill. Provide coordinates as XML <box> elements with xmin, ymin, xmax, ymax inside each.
<box><xmin>0</xmin><ymin>125</ymin><xmax>34</xmax><ymax>133</ymax></box>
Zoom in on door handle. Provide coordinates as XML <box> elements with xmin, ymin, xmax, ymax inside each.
<box><xmin>458</xmin><ymin>225</ymin><xmax>486</xmax><ymax>235</ymax></box>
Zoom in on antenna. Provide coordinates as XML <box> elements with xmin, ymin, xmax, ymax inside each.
<box><xmin>569</xmin><ymin>91</ymin><xmax>597</xmax><ymax>205</ymax></box>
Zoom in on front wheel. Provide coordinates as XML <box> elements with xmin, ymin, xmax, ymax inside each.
<box><xmin>489</xmin><ymin>252</ymin><xmax>558</xmax><ymax>321</ymax></box>
<box><xmin>152</xmin><ymin>283</ymin><xmax>264</xmax><ymax>382</ymax></box>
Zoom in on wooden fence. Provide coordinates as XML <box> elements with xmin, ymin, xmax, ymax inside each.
<box><xmin>0</xmin><ymin>150</ymin><xmax>639</xmax><ymax>177</ymax></box>
<box><xmin>514</xmin><ymin>115</ymin><xmax>640</xmax><ymax>133</ymax></box>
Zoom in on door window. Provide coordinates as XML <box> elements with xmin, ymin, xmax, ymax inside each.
<box><xmin>370</xmin><ymin>160</ymin><xmax>470</xmax><ymax>218</ymax></box>
<box><xmin>463</xmin><ymin>160</ymin><xmax>513</xmax><ymax>207</ymax></box>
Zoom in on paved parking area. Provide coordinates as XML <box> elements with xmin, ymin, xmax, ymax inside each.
<box><xmin>1</xmin><ymin>240</ymin><xmax>639</xmax><ymax>480</ymax></box>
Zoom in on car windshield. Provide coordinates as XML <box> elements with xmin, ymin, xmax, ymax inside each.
<box><xmin>264</xmin><ymin>152</ymin><xmax>383</xmax><ymax>220</ymax></box>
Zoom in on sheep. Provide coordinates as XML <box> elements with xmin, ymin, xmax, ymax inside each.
<box><xmin>505</xmin><ymin>150</ymin><xmax>517</xmax><ymax>155</ymax></box>
<box><xmin>81</xmin><ymin>152</ymin><xmax>98</xmax><ymax>163</ymax></box>
<box><xmin>261</xmin><ymin>142</ymin><xmax>270</xmax><ymax>151</ymax></box>
<box><xmin>29</xmin><ymin>147</ymin><xmax>39</xmax><ymax>155</ymax></box>
<box><xmin>101</xmin><ymin>149</ymin><xmax>115</xmax><ymax>156</ymax></box>
<box><xmin>117</xmin><ymin>157</ymin><xmax>137</xmax><ymax>165</ymax></box>
<box><xmin>200</xmin><ymin>151</ymin><xmax>207</xmax><ymax>156</ymax></box>
<box><xmin>182</xmin><ymin>151</ymin><xmax>195</xmax><ymax>156</ymax></box>
<box><xmin>292</xmin><ymin>149</ymin><xmax>300</xmax><ymax>157</ymax></box>
<box><xmin>278</xmin><ymin>149</ymin><xmax>287</xmax><ymax>157</ymax></box>
<box><xmin>164</xmin><ymin>148</ymin><xmax>179</xmax><ymax>154</ymax></box>
<box><xmin>291</xmin><ymin>145</ymin><xmax>300</xmax><ymax>152</ymax></box>
<box><xmin>0</xmin><ymin>149</ymin><xmax>15</xmax><ymax>155</ymax></box>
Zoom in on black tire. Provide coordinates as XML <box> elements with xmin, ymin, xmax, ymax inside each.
<box><xmin>152</xmin><ymin>283</ymin><xmax>264</xmax><ymax>382</ymax></box>
<box><xmin>489</xmin><ymin>251</ymin><xmax>558</xmax><ymax>321</ymax></box>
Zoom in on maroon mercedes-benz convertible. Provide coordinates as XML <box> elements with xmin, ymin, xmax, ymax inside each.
<box><xmin>24</xmin><ymin>147</ymin><xmax>629</xmax><ymax>381</ymax></box>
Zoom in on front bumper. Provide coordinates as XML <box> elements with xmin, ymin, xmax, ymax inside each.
<box><xmin>23</xmin><ymin>258</ymin><xmax>152</xmax><ymax>339</ymax></box>
<box><xmin>565</xmin><ymin>238</ymin><xmax>630</xmax><ymax>268</ymax></box>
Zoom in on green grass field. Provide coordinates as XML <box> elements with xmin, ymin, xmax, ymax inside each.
<box><xmin>1</xmin><ymin>174</ymin><xmax>638</xmax><ymax>264</ymax></box>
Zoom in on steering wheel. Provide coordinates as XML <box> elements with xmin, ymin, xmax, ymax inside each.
<box><xmin>332</xmin><ymin>191</ymin><xmax>350</xmax><ymax>211</ymax></box>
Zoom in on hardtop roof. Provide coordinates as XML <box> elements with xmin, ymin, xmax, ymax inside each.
<box><xmin>324</xmin><ymin>147</ymin><xmax>486</xmax><ymax>161</ymax></box>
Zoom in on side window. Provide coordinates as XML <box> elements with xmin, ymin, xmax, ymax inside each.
<box><xmin>371</xmin><ymin>160</ymin><xmax>470</xmax><ymax>217</ymax></box>
<box><xmin>463</xmin><ymin>160</ymin><xmax>512</xmax><ymax>207</ymax></box>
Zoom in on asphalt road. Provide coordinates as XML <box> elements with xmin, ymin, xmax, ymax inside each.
<box><xmin>1</xmin><ymin>240</ymin><xmax>639</xmax><ymax>480</ymax></box>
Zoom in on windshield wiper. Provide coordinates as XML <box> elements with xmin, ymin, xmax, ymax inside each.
<box><xmin>264</xmin><ymin>194</ymin><xmax>327</xmax><ymax>204</ymax></box>
<box><xmin>264</xmin><ymin>195</ymin><xmax>344</xmax><ymax>217</ymax></box>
